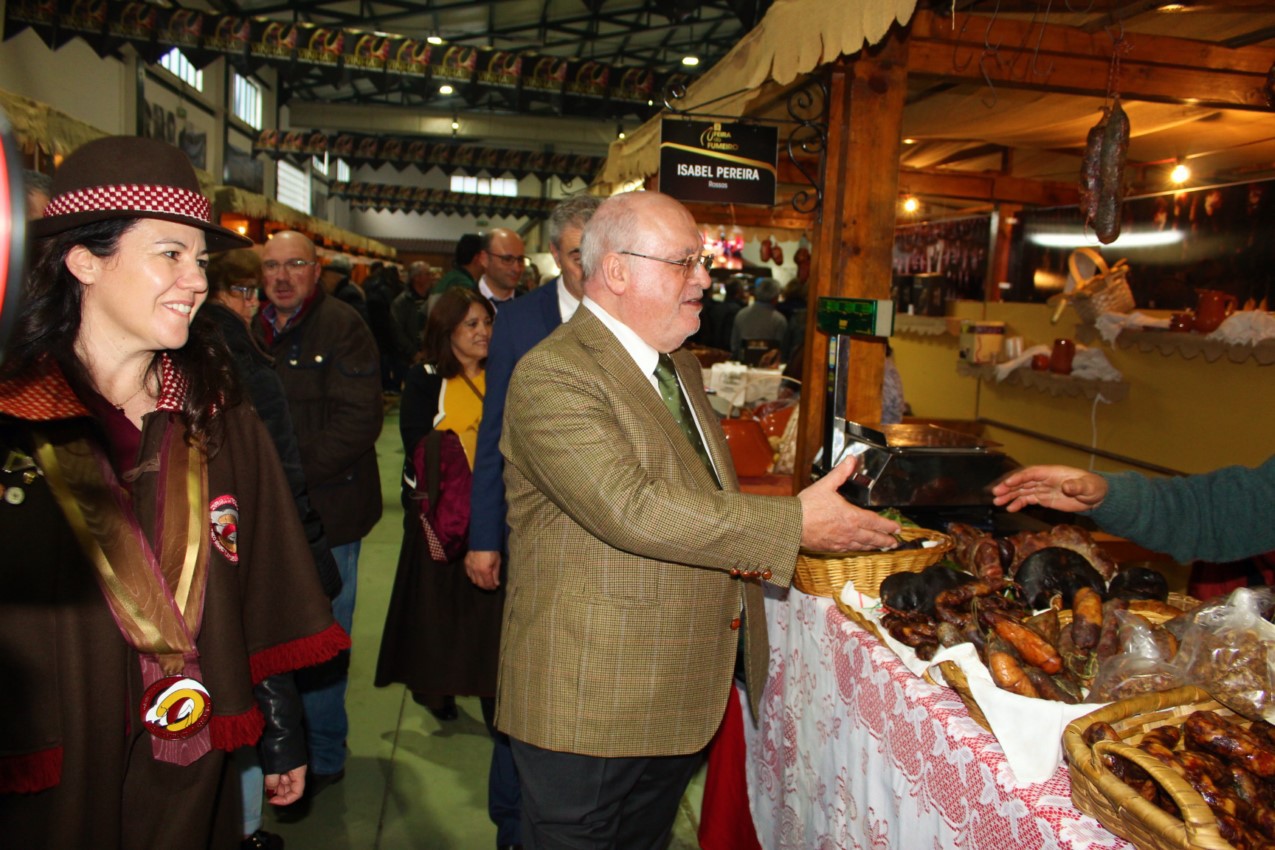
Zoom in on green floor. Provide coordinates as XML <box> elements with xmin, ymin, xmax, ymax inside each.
<box><xmin>263</xmin><ymin>409</ymin><xmax>705</xmax><ymax>849</ymax></box>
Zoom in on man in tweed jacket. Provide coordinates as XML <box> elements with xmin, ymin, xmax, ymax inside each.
<box><xmin>497</xmin><ymin>190</ymin><xmax>900</xmax><ymax>849</ymax></box>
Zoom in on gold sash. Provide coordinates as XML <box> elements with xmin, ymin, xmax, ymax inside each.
<box><xmin>34</xmin><ymin>423</ymin><xmax>212</xmax><ymax>763</ymax></box>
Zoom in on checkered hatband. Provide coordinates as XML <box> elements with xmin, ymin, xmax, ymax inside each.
<box><xmin>43</xmin><ymin>183</ymin><xmax>212</xmax><ymax>223</ymax></box>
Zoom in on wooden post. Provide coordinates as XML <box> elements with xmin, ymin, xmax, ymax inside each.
<box><xmin>794</xmin><ymin>29</ymin><xmax>909</xmax><ymax>490</ymax></box>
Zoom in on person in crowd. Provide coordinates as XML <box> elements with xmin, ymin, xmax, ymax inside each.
<box><xmin>478</xmin><ymin>228</ymin><xmax>526</xmax><ymax>310</ymax></box>
<box><xmin>881</xmin><ymin>343</ymin><xmax>907</xmax><ymax>425</ymax></box>
<box><xmin>392</xmin><ymin>261</ymin><xmax>435</xmax><ymax>366</ymax></box>
<box><xmin>731</xmin><ymin>276</ymin><xmax>788</xmax><ymax>363</ymax></box>
<box><xmin>319</xmin><ymin>254</ymin><xmax>370</xmax><ymax>327</ymax></box>
<box><xmin>365</xmin><ymin>261</ymin><xmax>406</xmax><ymax>394</ymax></box>
<box><xmin>255</xmin><ymin>230</ymin><xmax>383</xmax><ymax>801</ymax></box>
<box><xmin>518</xmin><ymin>261</ymin><xmax>541</xmax><ymax>294</ymax></box>
<box><xmin>0</xmin><ymin>135</ymin><xmax>347</xmax><ymax>849</ymax></box>
<box><xmin>375</xmin><ymin>288</ymin><xmax>499</xmax><ymax>726</ymax></box>
<box><xmin>496</xmin><ymin>190</ymin><xmax>900</xmax><ymax>847</ymax></box>
<box><xmin>781</xmin><ymin>302</ymin><xmax>806</xmax><ymax>369</ymax></box>
<box><xmin>992</xmin><ymin>456</ymin><xmax>1275</xmax><ymax>565</ymax></box>
<box><xmin>430</xmin><ymin>233</ymin><xmax>485</xmax><ymax>311</ymax></box>
<box><xmin>777</xmin><ymin>277</ymin><xmax>807</xmax><ymax>321</ymax></box>
<box><xmin>22</xmin><ymin>168</ymin><xmax>52</xmax><ymax>220</ymax></box>
<box><xmin>467</xmin><ymin>192</ymin><xmax>601</xmax><ymax>850</ymax></box>
<box><xmin>204</xmin><ymin>248</ymin><xmax>344</xmax><ymax>850</ymax></box>
<box><xmin>711</xmin><ymin>277</ymin><xmax>747</xmax><ymax>351</ymax></box>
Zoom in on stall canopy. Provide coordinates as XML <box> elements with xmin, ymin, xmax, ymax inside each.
<box><xmin>0</xmin><ymin>87</ymin><xmax>107</xmax><ymax>159</ymax></box>
<box><xmin>599</xmin><ymin>0</ymin><xmax>919</xmax><ymax>186</ymax></box>
<box><xmin>213</xmin><ymin>185</ymin><xmax>395</xmax><ymax>259</ymax></box>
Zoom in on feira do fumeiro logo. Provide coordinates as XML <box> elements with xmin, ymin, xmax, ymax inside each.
<box><xmin>699</xmin><ymin>123</ymin><xmax>739</xmax><ymax>152</ymax></box>
<box><xmin>141</xmin><ymin>676</ymin><xmax>213</xmax><ymax>740</ymax></box>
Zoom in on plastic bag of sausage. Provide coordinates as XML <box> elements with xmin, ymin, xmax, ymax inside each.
<box><xmin>1087</xmin><ymin>609</ymin><xmax>1184</xmax><ymax>703</ymax></box>
<box><xmin>1170</xmin><ymin>587</ymin><xmax>1275</xmax><ymax>723</ymax></box>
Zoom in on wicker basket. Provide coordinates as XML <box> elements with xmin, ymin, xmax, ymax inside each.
<box><xmin>1062</xmin><ymin>685</ymin><xmax>1240</xmax><ymax>850</ymax></box>
<box><xmin>833</xmin><ymin>597</ymin><xmax>888</xmax><ymax>645</ymax></box>
<box><xmin>793</xmin><ymin>527</ymin><xmax>953</xmax><ymax>598</ymax></box>
<box><xmin>935</xmin><ymin>597</ymin><xmax>1196</xmax><ymax>735</ymax></box>
<box><xmin>1067</xmin><ymin>246</ymin><xmax>1136</xmax><ymax>323</ymax></box>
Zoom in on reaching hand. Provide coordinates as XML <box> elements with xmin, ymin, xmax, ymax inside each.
<box><xmin>797</xmin><ymin>458</ymin><xmax>901</xmax><ymax>552</ymax></box>
<box><xmin>265</xmin><ymin>765</ymin><xmax>307</xmax><ymax>807</ymax></box>
<box><xmin>992</xmin><ymin>465</ymin><xmax>1108</xmax><ymax>514</ymax></box>
<box><xmin>465</xmin><ymin>550</ymin><xmax>502</xmax><ymax>590</ymax></box>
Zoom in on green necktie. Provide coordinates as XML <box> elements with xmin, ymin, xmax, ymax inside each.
<box><xmin>654</xmin><ymin>354</ymin><xmax>719</xmax><ymax>486</ymax></box>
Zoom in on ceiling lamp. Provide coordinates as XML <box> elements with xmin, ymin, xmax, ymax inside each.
<box><xmin>427</xmin><ymin>35</ymin><xmax>444</xmax><ymax>45</ymax></box>
<box><xmin>1170</xmin><ymin>161</ymin><xmax>1191</xmax><ymax>184</ymax></box>
<box><xmin>617</xmin><ymin>125</ymin><xmax>627</xmax><ymax>140</ymax></box>
<box><xmin>902</xmin><ymin>196</ymin><xmax>920</xmax><ymax>214</ymax></box>
<box><xmin>682</xmin><ymin>55</ymin><xmax>699</xmax><ymax>66</ymax></box>
<box><xmin>439</xmin><ymin>84</ymin><xmax>454</xmax><ymax>95</ymax></box>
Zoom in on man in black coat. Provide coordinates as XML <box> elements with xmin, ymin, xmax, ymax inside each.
<box><xmin>255</xmin><ymin>231</ymin><xmax>384</xmax><ymax>795</ymax></box>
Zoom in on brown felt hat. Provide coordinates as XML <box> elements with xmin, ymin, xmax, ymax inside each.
<box><xmin>32</xmin><ymin>135</ymin><xmax>252</xmax><ymax>253</ymax></box>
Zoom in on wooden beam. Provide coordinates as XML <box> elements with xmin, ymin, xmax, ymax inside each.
<box><xmin>795</xmin><ymin>34</ymin><xmax>910</xmax><ymax>490</ymax></box>
<box><xmin>897</xmin><ymin>168</ymin><xmax>1080</xmax><ymax>207</ymax></box>
<box><xmin>681</xmin><ymin>201</ymin><xmax>813</xmax><ymax>230</ymax></box>
<box><xmin>908</xmin><ymin>9</ymin><xmax>1275</xmax><ymax>111</ymax></box>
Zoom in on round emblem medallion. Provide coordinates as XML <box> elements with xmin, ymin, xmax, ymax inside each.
<box><xmin>140</xmin><ymin>676</ymin><xmax>212</xmax><ymax>740</ymax></box>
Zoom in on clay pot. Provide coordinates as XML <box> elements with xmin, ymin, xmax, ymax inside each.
<box><xmin>1194</xmin><ymin>290</ymin><xmax>1237</xmax><ymax>334</ymax></box>
<box><xmin>1050</xmin><ymin>338</ymin><xmax>1076</xmax><ymax>375</ymax></box>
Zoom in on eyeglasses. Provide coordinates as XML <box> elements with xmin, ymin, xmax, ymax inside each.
<box><xmin>620</xmin><ymin>250</ymin><xmax>713</xmax><ymax>278</ymax></box>
<box><xmin>228</xmin><ymin>285</ymin><xmax>257</xmax><ymax>299</ymax></box>
<box><xmin>261</xmin><ymin>259</ymin><xmax>317</xmax><ymax>274</ymax></box>
<box><xmin>489</xmin><ymin>252</ymin><xmax>526</xmax><ymax>265</ymax></box>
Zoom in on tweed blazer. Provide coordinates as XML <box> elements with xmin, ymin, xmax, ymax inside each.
<box><xmin>495</xmin><ymin>305</ymin><xmax>803</xmax><ymax>758</ymax></box>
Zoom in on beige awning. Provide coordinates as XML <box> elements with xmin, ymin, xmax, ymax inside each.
<box><xmin>0</xmin><ymin>87</ymin><xmax>108</xmax><ymax>159</ymax></box>
<box><xmin>213</xmin><ymin>185</ymin><xmax>395</xmax><ymax>259</ymax></box>
<box><xmin>599</xmin><ymin>0</ymin><xmax>918</xmax><ymax>185</ymax></box>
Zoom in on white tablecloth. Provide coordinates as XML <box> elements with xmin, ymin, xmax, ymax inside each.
<box><xmin>742</xmin><ymin>588</ymin><xmax>1135</xmax><ymax>850</ymax></box>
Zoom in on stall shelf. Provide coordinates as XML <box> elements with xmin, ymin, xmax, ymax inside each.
<box><xmin>895</xmin><ymin>314</ymin><xmax>958</xmax><ymax>336</ymax></box>
<box><xmin>957</xmin><ymin>360</ymin><xmax>1129</xmax><ymax>402</ymax></box>
<box><xmin>1075</xmin><ymin>324</ymin><xmax>1275</xmax><ymax>366</ymax></box>
<box><xmin>741</xmin><ymin>589</ymin><xmax>1132</xmax><ymax>849</ymax></box>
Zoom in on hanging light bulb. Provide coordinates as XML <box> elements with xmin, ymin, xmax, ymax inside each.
<box><xmin>682</xmin><ymin>55</ymin><xmax>699</xmax><ymax>66</ymax></box>
<box><xmin>902</xmin><ymin>196</ymin><xmax>920</xmax><ymax>214</ymax></box>
<box><xmin>616</xmin><ymin>124</ymin><xmax>626</xmax><ymax>140</ymax></box>
<box><xmin>451</xmin><ymin>114</ymin><xmax>460</xmax><ymax>135</ymax></box>
<box><xmin>427</xmin><ymin>34</ymin><xmax>443</xmax><ymax>45</ymax></box>
<box><xmin>439</xmin><ymin>84</ymin><xmax>454</xmax><ymax>95</ymax></box>
<box><xmin>1170</xmin><ymin>161</ymin><xmax>1191</xmax><ymax>184</ymax></box>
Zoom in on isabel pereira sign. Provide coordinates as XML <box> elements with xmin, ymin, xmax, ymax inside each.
<box><xmin>658</xmin><ymin>119</ymin><xmax>777</xmax><ymax>206</ymax></box>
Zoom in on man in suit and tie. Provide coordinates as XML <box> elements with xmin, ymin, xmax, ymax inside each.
<box><xmin>496</xmin><ymin>190</ymin><xmax>901</xmax><ymax>848</ymax></box>
<box><xmin>467</xmin><ymin>193</ymin><xmax>601</xmax><ymax>850</ymax></box>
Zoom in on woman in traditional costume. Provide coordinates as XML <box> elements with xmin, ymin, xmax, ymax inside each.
<box><xmin>0</xmin><ymin>136</ymin><xmax>348</xmax><ymax>849</ymax></box>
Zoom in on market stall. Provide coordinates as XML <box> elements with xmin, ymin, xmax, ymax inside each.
<box><xmin>742</xmin><ymin>589</ymin><xmax>1132</xmax><ymax>850</ymax></box>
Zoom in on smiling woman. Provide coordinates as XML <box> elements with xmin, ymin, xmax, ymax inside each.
<box><xmin>0</xmin><ymin>136</ymin><xmax>349</xmax><ymax>850</ymax></box>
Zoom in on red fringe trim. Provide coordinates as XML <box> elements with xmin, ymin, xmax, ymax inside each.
<box><xmin>248</xmin><ymin>622</ymin><xmax>351</xmax><ymax>684</ymax></box>
<box><xmin>211</xmin><ymin>705</ymin><xmax>265</xmax><ymax>752</ymax></box>
<box><xmin>0</xmin><ymin>747</ymin><xmax>63</xmax><ymax>794</ymax></box>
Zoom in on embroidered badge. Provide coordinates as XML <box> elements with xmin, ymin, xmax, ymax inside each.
<box><xmin>210</xmin><ymin>494</ymin><xmax>239</xmax><ymax>563</ymax></box>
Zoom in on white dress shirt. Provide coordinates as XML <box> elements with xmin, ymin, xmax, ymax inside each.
<box><xmin>581</xmin><ymin>297</ymin><xmax>719</xmax><ymax>479</ymax></box>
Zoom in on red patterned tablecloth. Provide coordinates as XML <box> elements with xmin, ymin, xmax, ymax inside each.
<box><xmin>741</xmin><ymin>589</ymin><xmax>1135</xmax><ymax>850</ymax></box>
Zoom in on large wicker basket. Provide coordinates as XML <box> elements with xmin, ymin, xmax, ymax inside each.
<box><xmin>793</xmin><ymin>527</ymin><xmax>953</xmax><ymax>598</ymax></box>
<box><xmin>934</xmin><ymin>596</ymin><xmax>1196</xmax><ymax>734</ymax></box>
<box><xmin>1062</xmin><ymin>685</ymin><xmax>1239</xmax><ymax>850</ymax></box>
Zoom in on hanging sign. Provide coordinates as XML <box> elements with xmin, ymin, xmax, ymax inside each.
<box><xmin>659</xmin><ymin>119</ymin><xmax>777</xmax><ymax>207</ymax></box>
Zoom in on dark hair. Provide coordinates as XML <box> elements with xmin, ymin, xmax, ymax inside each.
<box><xmin>1</xmin><ymin>218</ymin><xmax>239</xmax><ymax>446</ymax></box>
<box><xmin>454</xmin><ymin>233</ymin><xmax>484</xmax><ymax>267</ymax></box>
<box><xmin>206</xmin><ymin>248</ymin><xmax>262</xmax><ymax>296</ymax></box>
<box><xmin>422</xmin><ymin>288</ymin><xmax>494</xmax><ymax>378</ymax></box>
